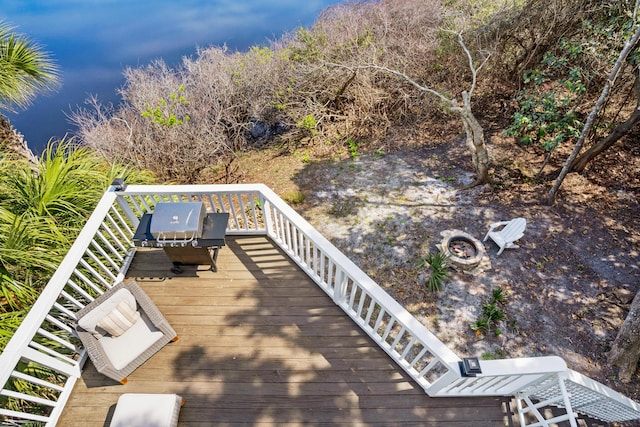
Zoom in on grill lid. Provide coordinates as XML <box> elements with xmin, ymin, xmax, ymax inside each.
<box><xmin>149</xmin><ymin>202</ymin><xmax>206</xmax><ymax>241</ymax></box>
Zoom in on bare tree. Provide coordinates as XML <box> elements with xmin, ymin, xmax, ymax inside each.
<box><xmin>570</xmin><ymin>71</ymin><xmax>640</xmax><ymax>173</ymax></box>
<box><xmin>354</xmin><ymin>30</ymin><xmax>491</xmax><ymax>187</ymax></box>
<box><xmin>547</xmin><ymin>13</ymin><xmax>640</xmax><ymax>204</ymax></box>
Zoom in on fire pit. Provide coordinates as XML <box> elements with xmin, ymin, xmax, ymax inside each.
<box><xmin>440</xmin><ymin>230</ymin><xmax>485</xmax><ymax>272</ymax></box>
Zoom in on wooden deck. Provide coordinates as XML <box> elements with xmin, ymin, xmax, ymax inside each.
<box><xmin>59</xmin><ymin>236</ymin><xmax>511</xmax><ymax>426</ymax></box>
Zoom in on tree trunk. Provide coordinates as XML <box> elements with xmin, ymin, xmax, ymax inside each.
<box><xmin>571</xmin><ymin>108</ymin><xmax>640</xmax><ymax>172</ymax></box>
<box><xmin>609</xmin><ymin>290</ymin><xmax>640</xmax><ymax>383</ymax></box>
<box><xmin>0</xmin><ymin>115</ymin><xmax>39</xmax><ymax>170</ymax></box>
<box><xmin>460</xmin><ymin>91</ymin><xmax>490</xmax><ymax>187</ymax></box>
<box><xmin>571</xmin><ymin>75</ymin><xmax>640</xmax><ymax>173</ymax></box>
<box><xmin>547</xmin><ymin>22</ymin><xmax>640</xmax><ymax>205</ymax></box>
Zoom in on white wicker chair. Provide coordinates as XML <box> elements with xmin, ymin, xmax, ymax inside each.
<box><xmin>75</xmin><ymin>281</ymin><xmax>178</xmax><ymax>384</ymax></box>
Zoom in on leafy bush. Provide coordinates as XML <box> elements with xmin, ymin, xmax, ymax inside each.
<box><xmin>0</xmin><ymin>140</ymin><xmax>154</xmax><ymax>353</ymax></box>
<box><xmin>418</xmin><ymin>250</ymin><xmax>449</xmax><ymax>292</ymax></box>
<box><xmin>471</xmin><ymin>287</ymin><xmax>508</xmax><ymax>337</ymax></box>
<box><xmin>504</xmin><ymin>43</ymin><xmax>587</xmax><ymax>157</ymax></box>
<box><xmin>496</xmin><ymin>1</ymin><xmax>640</xmax><ymax>175</ymax></box>
<box><xmin>282</xmin><ymin>189</ymin><xmax>305</xmax><ymax>205</ymax></box>
<box><xmin>141</xmin><ymin>85</ymin><xmax>191</xmax><ymax>127</ymax></box>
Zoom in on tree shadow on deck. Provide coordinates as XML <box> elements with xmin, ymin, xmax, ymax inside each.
<box><xmin>167</xmin><ymin>236</ymin><xmax>511</xmax><ymax>426</ymax></box>
<box><xmin>289</xmin><ymin>152</ymin><xmax>639</xmax><ymax>404</ymax></box>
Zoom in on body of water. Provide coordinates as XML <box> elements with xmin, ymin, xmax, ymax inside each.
<box><xmin>2</xmin><ymin>0</ymin><xmax>340</xmax><ymax>153</ymax></box>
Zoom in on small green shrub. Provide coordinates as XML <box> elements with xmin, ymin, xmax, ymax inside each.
<box><xmin>504</xmin><ymin>38</ymin><xmax>590</xmax><ymax>161</ymax></box>
<box><xmin>347</xmin><ymin>138</ymin><xmax>359</xmax><ymax>159</ymax></box>
<box><xmin>296</xmin><ymin>114</ymin><xmax>318</xmax><ymax>137</ymax></box>
<box><xmin>282</xmin><ymin>189</ymin><xmax>305</xmax><ymax>205</ymax></box>
<box><xmin>418</xmin><ymin>251</ymin><xmax>449</xmax><ymax>292</ymax></box>
<box><xmin>141</xmin><ymin>85</ymin><xmax>190</xmax><ymax>127</ymax></box>
<box><xmin>472</xmin><ymin>287</ymin><xmax>508</xmax><ymax>337</ymax></box>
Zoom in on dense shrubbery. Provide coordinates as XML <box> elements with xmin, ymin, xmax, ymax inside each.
<box><xmin>71</xmin><ymin>0</ymin><xmax>640</xmax><ymax>184</ymax></box>
<box><xmin>71</xmin><ymin>0</ymin><xmax>456</xmax><ymax>183</ymax></box>
<box><xmin>495</xmin><ymin>0</ymin><xmax>640</xmax><ymax>176</ymax></box>
<box><xmin>0</xmin><ymin>141</ymin><xmax>154</xmax><ymax>352</ymax></box>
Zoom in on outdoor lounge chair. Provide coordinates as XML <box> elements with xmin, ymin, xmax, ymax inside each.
<box><xmin>483</xmin><ymin>217</ymin><xmax>527</xmax><ymax>256</ymax></box>
<box><xmin>75</xmin><ymin>281</ymin><xmax>178</xmax><ymax>384</ymax></box>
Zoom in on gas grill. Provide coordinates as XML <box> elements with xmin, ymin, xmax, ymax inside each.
<box><xmin>133</xmin><ymin>202</ymin><xmax>229</xmax><ymax>273</ymax></box>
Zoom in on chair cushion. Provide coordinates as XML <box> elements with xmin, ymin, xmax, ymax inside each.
<box><xmin>78</xmin><ymin>288</ymin><xmax>137</xmax><ymax>335</ymax></box>
<box><xmin>97</xmin><ymin>299</ymin><xmax>140</xmax><ymax>337</ymax></box>
<box><xmin>110</xmin><ymin>393</ymin><xmax>182</xmax><ymax>427</ymax></box>
<box><xmin>98</xmin><ymin>313</ymin><xmax>164</xmax><ymax>370</ymax></box>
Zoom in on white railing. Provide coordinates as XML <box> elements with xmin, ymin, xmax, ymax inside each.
<box><xmin>0</xmin><ymin>190</ymin><xmax>131</xmax><ymax>426</ymax></box>
<box><xmin>0</xmin><ymin>183</ymin><xmax>638</xmax><ymax>427</ymax></box>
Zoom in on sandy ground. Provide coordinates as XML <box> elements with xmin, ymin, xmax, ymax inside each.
<box><xmin>284</xmin><ymin>142</ymin><xmax>640</xmax><ymax>404</ymax></box>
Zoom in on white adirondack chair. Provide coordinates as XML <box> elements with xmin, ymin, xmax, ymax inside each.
<box><xmin>483</xmin><ymin>217</ymin><xmax>526</xmax><ymax>256</ymax></box>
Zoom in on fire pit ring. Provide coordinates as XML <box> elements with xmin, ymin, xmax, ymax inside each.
<box><xmin>440</xmin><ymin>230</ymin><xmax>485</xmax><ymax>272</ymax></box>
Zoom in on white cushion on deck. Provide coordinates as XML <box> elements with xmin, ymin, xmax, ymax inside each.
<box><xmin>78</xmin><ymin>288</ymin><xmax>137</xmax><ymax>335</ymax></box>
<box><xmin>98</xmin><ymin>314</ymin><xmax>163</xmax><ymax>370</ymax></box>
<box><xmin>110</xmin><ymin>393</ymin><xmax>182</xmax><ymax>427</ymax></box>
<box><xmin>97</xmin><ymin>299</ymin><xmax>140</xmax><ymax>337</ymax></box>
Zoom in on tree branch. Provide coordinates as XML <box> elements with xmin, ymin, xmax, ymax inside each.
<box><xmin>363</xmin><ymin>63</ymin><xmax>457</xmax><ymax>108</ymax></box>
<box><xmin>547</xmin><ymin>17</ymin><xmax>640</xmax><ymax>204</ymax></box>
<box><xmin>443</xmin><ymin>29</ymin><xmax>491</xmax><ymax>99</ymax></box>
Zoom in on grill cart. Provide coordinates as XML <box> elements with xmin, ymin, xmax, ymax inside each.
<box><xmin>133</xmin><ymin>202</ymin><xmax>229</xmax><ymax>273</ymax></box>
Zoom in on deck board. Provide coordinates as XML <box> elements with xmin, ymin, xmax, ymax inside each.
<box><xmin>58</xmin><ymin>236</ymin><xmax>510</xmax><ymax>426</ymax></box>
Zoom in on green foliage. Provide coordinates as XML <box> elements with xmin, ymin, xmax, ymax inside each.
<box><xmin>505</xmin><ymin>43</ymin><xmax>587</xmax><ymax>152</ymax></box>
<box><xmin>289</xmin><ymin>27</ymin><xmax>327</xmax><ymax>62</ymax></box>
<box><xmin>141</xmin><ymin>85</ymin><xmax>191</xmax><ymax>127</ymax></box>
<box><xmin>0</xmin><ymin>140</ymin><xmax>154</xmax><ymax>353</ymax></box>
<box><xmin>491</xmin><ymin>287</ymin><xmax>505</xmax><ymax>303</ymax></box>
<box><xmin>471</xmin><ymin>287</ymin><xmax>508</xmax><ymax>337</ymax></box>
<box><xmin>505</xmin><ymin>7</ymin><xmax>640</xmax><ymax>154</ymax></box>
<box><xmin>0</xmin><ymin>20</ymin><xmax>60</xmax><ymax>112</ymax></box>
<box><xmin>296</xmin><ymin>113</ymin><xmax>318</xmax><ymax>137</ymax></box>
<box><xmin>418</xmin><ymin>251</ymin><xmax>449</xmax><ymax>292</ymax></box>
<box><xmin>300</xmin><ymin>150</ymin><xmax>311</xmax><ymax>163</ymax></box>
<box><xmin>481</xmin><ymin>348</ymin><xmax>507</xmax><ymax>360</ymax></box>
<box><xmin>347</xmin><ymin>138</ymin><xmax>359</xmax><ymax>159</ymax></box>
<box><xmin>272</xmin><ymin>86</ymin><xmax>294</xmax><ymax>112</ymax></box>
<box><xmin>248</xmin><ymin>46</ymin><xmax>274</xmax><ymax>64</ymax></box>
<box><xmin>282</xmin><ymin>189</ymin><xmax>305</xmax><ymax>205</ymax></box>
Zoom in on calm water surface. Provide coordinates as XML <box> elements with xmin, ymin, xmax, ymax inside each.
<box><xmin>2</xmin><ymin>0</ymin><xmax>340</xmax><ymax>153</ymax></box>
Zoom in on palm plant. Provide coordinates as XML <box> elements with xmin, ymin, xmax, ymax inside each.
<box><xmin>418</xmin><ymin>250</ymin><xmax>449</xmax><ymax>292</ymax></box>
<box><xmin>0</xmin><ymin>140</ymin><xmax>155</xmax><ymax>353</ymax></box>
<box><xmin>0</xmin><ymin>20</ymin><xmax>60</xmax><ymax>112</ymax></box>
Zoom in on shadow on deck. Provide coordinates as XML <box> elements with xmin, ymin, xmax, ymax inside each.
<box><xmin>59</xmin><ymin>236</ymin><xmax>512</xmax><ymax>426</ymax></box>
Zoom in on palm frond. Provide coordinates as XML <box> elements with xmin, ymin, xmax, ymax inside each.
<box><xmin>0</xmin><ymin>308</ymin><xmax>30</xmax><ymax>352</ymax></box>
<box><xmin>0</xmin><ymin>274</ymin><xmax>37</xmax><ymax>312</ymax></box>
<box><xmin>0</xmin><ymin>20</ymin><xmax>60</xmax><ymax>112</ymax></box>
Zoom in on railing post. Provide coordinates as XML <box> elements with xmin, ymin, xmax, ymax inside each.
<box><xmin>261</xmin><ymin>193</ymin><xmax>273</xmax><ymax>237</ymax></box>
<box><xmin>424</xmin><ymin>363</ymin><xmax>463</xmax><ymax>396</ymax></box>
<box><xmin>115</xmin><ymin>193</ymin><xmax>140</xmax><ymax>229</ymax></box>
<box><xmin>333</xmin><ymin>269</ymin><xmax>347</xmax><ymax>304</ymax></box>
